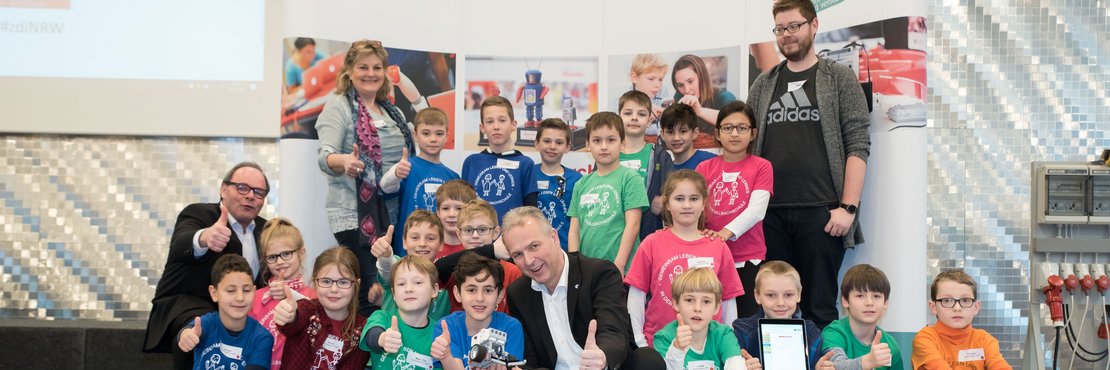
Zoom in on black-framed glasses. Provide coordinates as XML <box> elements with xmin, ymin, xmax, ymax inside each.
<box><xmin>316</xmin><ymin>278</ymin><xmax>354</xmax><ymax>289</ymax></box>
<box><xmin>460</xmin><ymin>226</ymin><xmax>496</xmax><ymax>236</ymax></box>
<box><xmin>223</xmin><ymin>181</ymin><xmax>269</xmax><ymax>198</ymax></box>
<box><xmin>718</xmin><ymin>125</ymin><xmax>752</xmax><ymax>135</ymax></box>
<box><xmin>933</xmin><ymin>297</ymin><xmax>976</xmax><ymax>308</ymax></box>
<box><xmin>554</xmin><ymin>176</ymin><xmax>567</xmax><ymax>198</ymax></box>
<box><xmin>772</xmin><ymin>20</ymin><xmax>811</xmax><ymax>36</ymax></box>
<box><xmin>264</xmin><ymin>250</ymin><xmax>296</xmax><ymax>263</ymax></box>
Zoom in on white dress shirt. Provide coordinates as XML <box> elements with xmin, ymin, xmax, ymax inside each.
<box><xmin>531</xmin><ymin>251</ymin><xmax>581</xmax><ymax>370</ymax></box>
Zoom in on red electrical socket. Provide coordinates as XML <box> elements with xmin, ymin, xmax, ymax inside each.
<box><xmin>1100</xmin><ymin>323</ymin><xmax>1110</xmax><ymax>339</ymax></box>
<box><xmin>1066</xmin><ymin>274</ymin><xmax>1079</xmax><ymax>291</ymax></box>
<box><xmin>1082</xmin><ymin>275</ymin><xmax>1095</xmax><ymax>292</ymax></box>
<box><xmin>1044</xmin><ymin>275</ymin><xmax>1065</xmax><ymax>325</ymax></box>
<box><xmin>1098</xmin><ymin>275</ymin><xmax>1110</xmax><ymax>292</ymax></box>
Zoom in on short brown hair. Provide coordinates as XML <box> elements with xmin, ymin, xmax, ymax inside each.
<box><xmin>585</xmin><ymin>111</ymin><xmax>625</xmax><ymax>141</ymax></box>
<box><xmin>480</xmin><ymin>95</ymin><xmax>515</xmax><ymax>122</ymax></box>
<box><xmin>404</xmin><ymin>210</ymin><xmax>444</xmax><ymax>243</ymax></box>
<box><xmin>660</xmin><ymin>102</ymin><xmax>698</xmax><ymax>132</ymax></box>
<box><xmin>772</xmin><ymin>0</ymin><xmax>817</xmax><ymax>20</ymax></box>
<box><xmin>435</xmin><ymin>179</ymin><xmax>478</xmax><ymax>208</ymax></box>
<box><xmin>931</xmin><ymin>269</ymin><xmax>977</xmax><ymax>300</ymax></box>
<box><xmin>414</xmin><ymin>107</ymin><xmax>449</xmax><ymax>129</ymax></box>
<box><xmin>452</xmin><ymin>253</ymin><xmax>505</xmax><ymax>293</ymax></box>
<box><xmin>618</xmin><ymin>90</ymin><xmax>652</xmax><ymax>113</ymax></box>
<box><xmin>335</xmin><ymin>40</ymin><xmax>392</xmax><ymax>101</ymax></box>
<box><xmin>458</xmin><ymin>200</ymin><xmax>498</xmax><ymax>227</ymax></box>
<box><xmin>840</xmin><ymin>264</ymin><xmax>891</xmax><ymax>300</ymax></box>
<box><xmin>536</xmin><ymin>118</ymin><xmax>571</xmax><ymax>143</ymax></box>
<box><xmin>211</xmin><ymin>254</ymin><xmax>253</xmax><ymax>286</ymax></box>
<box><xmin>755</xmin><ymin>261</ymin><xmax>802</xmax><ymax>294</ymax></box>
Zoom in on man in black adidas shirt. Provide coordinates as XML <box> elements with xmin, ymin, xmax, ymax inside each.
<box><xmin>747</xmin><ymin>0</ymin><xmax>871</xmax><ymax>329</ymax></box>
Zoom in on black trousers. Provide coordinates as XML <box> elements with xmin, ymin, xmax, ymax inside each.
<box><xmin>735</xmin><ymin>261</ymin><xmax>763</xmax><ymax>318</ymax></box>
<box><xmin>763</xmin><ymin>206</ymin><xmax>846</xmax><ymax>329</ymax></box>
<box><xmin>334</xmin><ymin>229</ymin><xmax>381</xmax><ymax>317</ymax></box>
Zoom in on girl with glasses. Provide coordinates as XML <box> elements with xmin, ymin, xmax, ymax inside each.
<box><xmin>249</xmin><ymin>218</ymin><xmax>316</xmax><ymax>370</ymax></box>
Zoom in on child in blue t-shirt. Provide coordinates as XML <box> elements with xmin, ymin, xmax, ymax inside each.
<box><xmin>431</xmin><ymin>253</ymin><xmax>524</xmax><ymax>369</ymax></box>
<box><xmin>526</xmin><ymin>118</ymin><xmax>582</xmax><ymax>250</ymax></box>
<box><xmin>382</xmin><ymin>107</ymin><xmax>461</xmax><ymax>255</ymax></box>
<box><xmin>178</xmin><ymin>254</ymin><xmax>274</xmax><ymax>370</ymax></box>
<box><xmin>462</xmin><ymin>96</ymin><xmax>534</xmax><ymax>221</ymax></box>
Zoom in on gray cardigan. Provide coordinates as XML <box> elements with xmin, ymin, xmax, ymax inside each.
<box><xmin>748</xmin><ymin>58</ymin><xmax>870</xmax><ymax>248</ymax></box>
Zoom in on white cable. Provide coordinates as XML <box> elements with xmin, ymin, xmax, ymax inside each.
<box><xmin>1071</xmin><ymin>295</ymin><xmax>1091</xmax><ymax>369</ymax></box>
<box><xmin>1102</xmin><ymin>295</ymin><xmax>1109</xmax><ymax>370</ymax></box>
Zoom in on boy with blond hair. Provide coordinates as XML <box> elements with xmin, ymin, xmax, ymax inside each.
<box><xmin>912</xmin><ymin>269</ymin><xmax>1011</xmax><ymax>369</ymax></box>
<box><xmin>433</xmin><ymin>179</ymin><xmax>478</xmax><ymax>259</ymax></box>
<box><xmin>652</xmin><ymin>268</ymin><xmax>745</xmax><ymax>370</ymax></box>
<box><xmin>381</xmin><ymin>107</ymin><xmax>461</xmax><ymax>255</ymax></box>
<box><xmin>627</xmin><ymin>53</ymin><xmax>672</xmax><ymax>133</ymax></box>
<box><xmin>731</xmin><ymin>260</ymin><xmax>828</xmax><ymax>369</ymax></box>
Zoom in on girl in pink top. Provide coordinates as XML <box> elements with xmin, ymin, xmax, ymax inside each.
<box><xmin>624</xmin><ymin>170</ymin><xmax>744</xmax><ymax>347</ymax></box>
<box><xmin>695</xmin><ymin>101</ymin><xmax>773</xmax><ymax>318</ymax></box>
<box><xmin>248</xmin><ymin>218</ymin><xmax>317</xmax><ymax>370</ymax></box>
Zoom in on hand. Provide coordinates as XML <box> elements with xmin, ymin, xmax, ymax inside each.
<box><xmin>178</xmin><ymin>316</ymin><xmax>203</xmax><ymax>352</ymax></box>
<box><xmin>816</xmin><ymin>350</ymin><xmax>836</xmax><ymax>370</ymax></box>
<box><xmin>716</xmin><ymin>229</ymin><xmax>734</xmax><ymax>241</ymax></box>
<box><xmin>699</xmin><ymin>229</ymin><xmax>720</xmax><ymax>240</ymax></box>
<box><xmin>199</xmin><ymin>204</ymin><xmax>232</xmax><ymax>252</ymax></box>
<box><xmin>741</xmin><ymin>349</ymin><xmax>761</xmax><ymax>370</ymax></box>
<box><xmin>372</xmin><ymin>225</ymin><xmax>395</xmax><ymax>259</ymax></box>
<box><xmin>343</xmin><ymin>144</ymin><xmax>365</xmax><ymax>178</ymax></box>
<box><xmin>861</xmin><ymin>330</ymin><xmax>892</xmax><ymax>369</ymax></box>
<box><xmin>672</xmin><ymin>314</ymin><xmax>692</xmax><ymax>351</ymax></box>
<box><xmin>430</xmin><ymin>321</ymin><xmax>451</xmax><ymax>360</ymax></box>
<box><xmin>269</xmin><ymin>279</ymin><xmax>287</xmax><ymax>301</ymax></box>
<box><xmin>379</xmin><ymin>315</ymin><xmax>403</xmax><ymax>353</ymax></box>
<box><xmin>368</xmin><ymin>283</ymin><xmax>384</xmax><ymax>307</ymax></box>
<box><xmin>394</xmin><ymin>147</ymin><xmax>411</xmax><ymax>179</ymax></box>
<box><xmin>650</xmin><ymin>195</ymin><xmax>664</xmax><ymax>216</ymax></box>
<box><xmin>678</xmin><ymin>95</ymin><xmax>702</xmax><ymax>113</ymax></box>
<box><xmin>651</xmin><ymin>105</ymin><xmax>665</xmax><ymax>121</ymax></box>
<box><xmin>824</xmin><ymin>207</ymin><xmax>855</xmax><ymax>237</ymax></box>
<box><xmin>273</xmin><ymin>285</ymin><xmax>297</xmax><ymax>326</ymax></box>
<box><xmin>579</xmin><ymin>320</ymin><xmax>607</xmax><ymax>370</ymax></box>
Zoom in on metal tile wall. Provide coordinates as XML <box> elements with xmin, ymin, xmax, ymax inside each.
<box><xmin>0</xmin><ymin>136</ymin><xmax>278</xmax><ymax>321</ymax></box>
<box><xmin>928</xmin><ymin>0</ymin><xmax>1110</xmax><ymax>367</ymax></box>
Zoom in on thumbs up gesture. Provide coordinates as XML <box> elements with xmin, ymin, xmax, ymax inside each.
<box><xmin>430</xmin><ymin>321</ymin><xmax>451</xmax><ymax>361</ymax></box>
<box><xmin>672</xmin><ymin>314</ymin><xmax>692</xmax><ymax>351</ymax></box>
<box><xmin>740</xmin><ymin>349</ymin><xmax>761</xmax><ymax>370</ymax></box>
<box><xmin>816</xmin><ymin>350</ymin><xmax>837</xmax><ymax>370</ymax></box>
<box><xmin>178</xmin><ymin>316</ymin><xmax>203</xmax><ymax>352</ymax></box>
<box><xmin>379</xmin><ymin>316</ymin><xmax>404</xmax><ymax>354</ymax></box>
<box><xmin>579</xmin><ymin>320</ymin><xmax>607</xmax><ymax>370</ymax></box>
<box><xmin>861</xmin><ymin>330</ymin><xmax>892</xmax><ymax>369</ymax></box>
<box><xmin>344</xmin><ymin>144</ymin><xmax>365</xmax><ymax>178</ymax></box>
<box><xmin>393</xmin><ymin>147</ymin><xmax>412</xmax><ymax>179</ymax></box>
<box><xmin>200</xmin><ymin>204</ymin><xmax>232</xmax><ymax>252</ymax></box>
<box><xmin>273</xmin><ymin>285</ymin><xmax>298</xmax><ymax>326</ymax></box>
<box><xmin>371</xmin><ymin>225</ymin><xmax>395</xmax><ymax>259</ymax></box>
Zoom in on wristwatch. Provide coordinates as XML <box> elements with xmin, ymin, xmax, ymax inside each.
<box><xmin>840</xmin><ymin>203</ymin><xmax>858</xmax><ymax>214</ymax></box>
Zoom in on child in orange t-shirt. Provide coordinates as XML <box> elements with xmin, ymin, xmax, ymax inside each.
<box><xmin>912</xmin><ymin>269</ymin><xmax>1011</xmax><ymax>369</ymax></box>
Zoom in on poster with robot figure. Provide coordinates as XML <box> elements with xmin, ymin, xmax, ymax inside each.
<box><xmin>464</xmin><ymin>55</ymin><xmax>598</xmax><ymax>152</ymax></box>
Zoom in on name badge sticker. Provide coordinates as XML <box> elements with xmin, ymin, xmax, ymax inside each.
<box><xmin>721</xmin><ymin>172</ymin><xmax>740</xmax><ymax>183</ymax></box>
<box><xmin>788</xmin><ymin>80</ymin><xmax>806</xmax><ymax>92</ymax></box>
<box><xmin>687</xmin><ymin>360</ymin><xmax>716</xmax><ymax>370</ymax></box>
<box><xmin>687</xmin><ymin>257</ymin><xmax>715</xmax><ymax>269</ymax></box>
<box><xmin>580</xmin><ymin>193</ymin><xmax>599</xmax><ymax>205</ymax></box>
<box><xmin>322</xmin><ymin>334</ymin><xmax>344</xmax><ymax>353</ymax></box>
<box><xmin>423</xmin><ymin>183</ymin><xmax>442</xmax><ymax>194</ymax></box>
<box><xmin>219</xmin><ymin>343</ymin><xmax>244</xmax><ymax>360</ymax></box>
<box><xmin>620</xmin><ymin>160</ymin><xmax>642</xmax><ymax>170</ymax></box>
<box><xmin>537</xmin><ymin>181</ymin><xmax>550</xmax><ymax>190</ymax></box>
<box><xmin>957</xmin><ymin>348</ymin><xmax>986</xmax><ymax>362</ymax></box>
<box><xmin>406</xmin><ymin>349</ymin><xmax>434</xmax><ymax>369</ymax></box>
<box><xmin>496</xmin><ymin>159</ymin><xmax>520</xmax><ymax>169</ymax></box>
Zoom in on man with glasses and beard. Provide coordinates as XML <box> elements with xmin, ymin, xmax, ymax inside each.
<box><xmin>747</xmin><ymin>0</ymin><xmax>871</xmax><ymax>329</ymax></box>
<box><xmin>143</xmin><ymin>162</ymin><xmax>271</xmax><ymax>370</ymax></box>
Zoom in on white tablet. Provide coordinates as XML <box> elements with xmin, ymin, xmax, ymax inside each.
<box><xmin>757</xmin><ymin>318</ymin><xmax>810</xmax><ymax>370</ymax></box>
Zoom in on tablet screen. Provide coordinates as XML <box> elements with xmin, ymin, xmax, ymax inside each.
<box><xmin>758</xmin><ymin>319</ymin><xmax>809</xmax><ymax>370</ymax></box>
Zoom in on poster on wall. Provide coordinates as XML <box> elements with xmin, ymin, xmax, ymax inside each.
<box><xmin>463</xmin><ymin>56</ymin><xmax>598</xmax><ymax>153</ymax></box>
<box><xmin>606</xmin><ymin>47</ymin><xmax>745</xmax><ymax>149</ymax></box>
<box><xmin>280</xmin><ymin>37</ymin><xmax>457</xmax><ymax>148</ymax></box>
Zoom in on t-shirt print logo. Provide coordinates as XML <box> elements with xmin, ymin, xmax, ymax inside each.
<box><xmin>476</xmin><ymin>167</ymin><xmax>515</xmax><ymax>205</ymax></box>
<box><xmin>767</xmin><ymin>80</ymin><xmax>821</xmax><ymax>125</ymax></box>
<box><xmin>582</xmin><ymin>184</ymin><xmax>620</xmax><ymax>227</ymax></box>
<box><xmin>708</xmin><ymin>173</ymin><xmax>751</xmax><ymax>216</ymax></box>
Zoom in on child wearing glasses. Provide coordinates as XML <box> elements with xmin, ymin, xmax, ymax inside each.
<box><xmin>443</xmin><ymin>200</ymin><xmax>522</xmax><ymax>313</ymax></box>
<box><xmin>272</xmin><ymin>247</ymin><xmax>370</xmax><ymax>370</ymax></box>
<box><xmin>249</xmin><ymin>218</ymin><xmax>317</xmax><ymax>370</ymax></box>
<box><xmin>695</xmin><ymin>101</ymin><xmax>773</xmax><ymax>318</ymax></box>
<box><xmin>527</xmin><ymin>118</ymin><xmax>582</xmax><ymax>250</ymax></box>
<box><xmin>912</xmin><ymin>269</ymin><xmax>1012</xmax><ymax>369</ymax></box>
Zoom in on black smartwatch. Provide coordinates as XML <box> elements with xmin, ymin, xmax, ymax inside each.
<box><xmin>840</xmin><ymin>203</ymin><xmax>858</xmax><ymax>214</ymax></box>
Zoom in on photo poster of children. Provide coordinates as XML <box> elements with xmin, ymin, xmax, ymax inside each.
<box><xmin>605</xmin><ymin>46</ymin><xmax>746</xmax><ymax>149</ymax></box>
<box><xmin>748</xmin><ymin>16</ymin><xmax>927</xmax><ymax>132</ymax></box>
<box><xmin>463</xmin><ymin>55</ymin><xmax>598</xmax><ymax>152</ymax></box>
<box><xmin>280</xmin><ymin>36</ymin><xmax>457</xmax><ymax>147</ymax></box>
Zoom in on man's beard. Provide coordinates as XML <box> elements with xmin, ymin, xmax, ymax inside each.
<box><xmin>778</xmin><ymin>35</ymin><xmax>813</xmax><ymax>62</ymax></box>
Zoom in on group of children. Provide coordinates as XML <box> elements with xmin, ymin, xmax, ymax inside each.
<box><xmin>175</xmin><ymin>89</ymin><xmax>1011</xmax><ymax>369</ymax></box>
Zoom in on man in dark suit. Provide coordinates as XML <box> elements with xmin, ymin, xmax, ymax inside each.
<box><xmin>142</xmin><ymin>162</ymin><xmax>271</xmax><ymax>370</ymax></box>
<box><xmin>501</xmin><ymin>207</ymin><xmax>663</xmax><ymax>370</ymax></box>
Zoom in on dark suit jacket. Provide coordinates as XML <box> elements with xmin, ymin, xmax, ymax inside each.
<box><xmin>142</xmin><ymin>202</ymin><xmax>266</xmax><ymax>352</ymax></box>
<box><xmin>507</xmin><ymin>252</ymin><xmax>635</xmax><ymax>370</ymax></box>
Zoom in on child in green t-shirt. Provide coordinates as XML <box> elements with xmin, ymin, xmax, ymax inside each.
<box><xmin>819</xmin><ymin>264</ymin><xmax>903</xmax><ymax>370</ymax></box>
<box><xmin>568</xmin><ymin>111</ymin><xmax>649</xmax><ymax>274</ymax></box>
<box><xmin>360</xmin><ymin>256</ymin><xmax>441</xmax><ymax>370</ymax></box>
<box><xmin>371</xmin><ymin>210</ymin><xmax>452</xmax><ymax>321</ymax></box>
<box><xmin>652</xmin><ymin>268</ymin><xmax>745</xmax><ymax>370</ymax></box>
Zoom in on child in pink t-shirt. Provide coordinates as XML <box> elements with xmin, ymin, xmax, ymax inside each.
<box><xmin>624</xmin><ymin>170</ymin><xmax>744</xmax><ymax>347</ymax></box>
<box><xmin>248</xmin><ymin>218</ymin><xmax>317</xmax><ymax>370</ymax></box>
<box><xmin>694</xmin><ymin>101</ymin><xmax>773</xmax><ymax>318</ymax></box>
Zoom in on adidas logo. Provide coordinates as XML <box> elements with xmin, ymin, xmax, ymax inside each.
<box><xmin>767</xmin><ymin>85</ymin><xmax>820</xmax><ymax>124</ymax></box>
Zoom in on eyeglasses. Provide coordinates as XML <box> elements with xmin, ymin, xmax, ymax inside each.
<box><xmin>772</xmin><ymin>20</ymin><xmax>811</xmax><ymax>36</ymax></box>
<box><xmin>264</xmin><ymin>250</ymin><xmax>296</xmax><ymax>263</ymax></box>
<box><xmin>554</xmin><ymin>176</ymin><xmax>567</xmax><ymax>198</ymax></box>
<box><xmin>223</xmin><ymin>181</ymin><xmax>269</xmax><ymax>198</ymax></box>
<box><xmin>316</xmin><ymin>278</ymin><xmax>355</xmax><ymax>289</ymax></box>
<box><xmin>933</xmin><ymin>297</ymin><xmax>976</xmax><ymax>308</ymax></box>
<box><xmin>718</xmin><ymin>125</ymin><xmax>752</xmax><ymax>135</ymax></box>
<box><xmin>460</xmin><ymin>226</ymin><xmax>496</xmax><ymax>236</ymax></box>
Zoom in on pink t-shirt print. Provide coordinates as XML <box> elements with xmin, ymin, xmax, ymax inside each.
<box><xmin>696</xmin><ymin>155</ymin><xmax>774</xmax><ymax>262</ymax></box>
